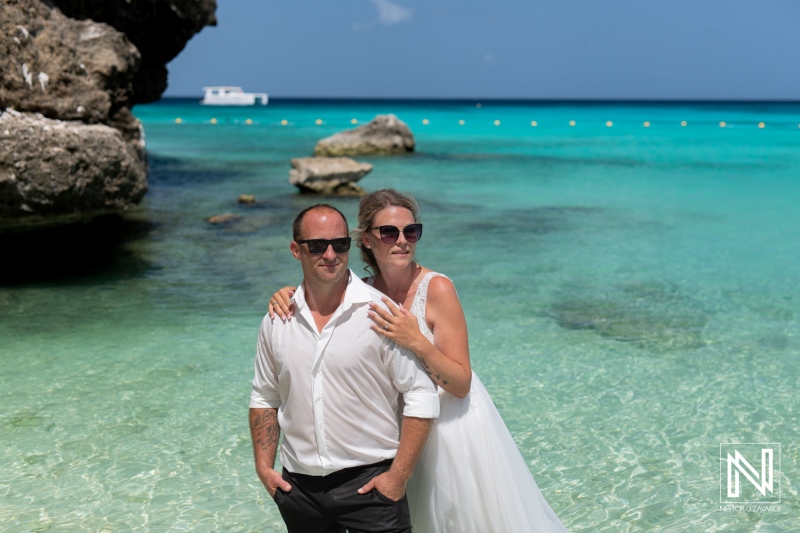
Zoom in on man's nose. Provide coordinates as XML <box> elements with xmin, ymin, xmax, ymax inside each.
<box><xmin>322</xmin><ymin>244</ymin><xmax>337</xmax><ymax>259</ymax></box>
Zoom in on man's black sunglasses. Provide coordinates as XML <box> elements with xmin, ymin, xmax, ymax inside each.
<box><xmin>370</xmin><ymin>223</ymin><xmax>423</xmax><ymax>244</ymax></box>
<box><xmin>296</xmin><ymin>237</ymin><xmax>352</xmax><ymax>255</ymax></box>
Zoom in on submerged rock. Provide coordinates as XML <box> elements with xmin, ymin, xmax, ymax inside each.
<box><xmin>314</xmin><ymin>114</ymin><xmax>415</xmax><ymax>156</ymax></box>
<box><xmin>289</xmin><ymin>157</ymin><xmax>372</xmax><ymax>196</ymax></box>
<box><xmin>206</xmin><ymin>213</ymin><xmax>242</xmax><ymax>225</ymax></box>
<box><xmin>0</xmin><ymin>110</ymin><xmax>147</xmax><ymax>224</ymax></box>
<box><xmin>238</xmin><ymin>194</ymin><xmax>256</xmax><ymax>204</ymax></box>
<box><xmin>550</xmin><ymin>281</ymin><xmax>709</xmax><ymax>352</ymax></box>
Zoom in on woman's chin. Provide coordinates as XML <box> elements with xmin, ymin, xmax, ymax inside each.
<box><xmin>383</xmin><ymin>255</ymin><xmax>413</xmax><ymax>270</ymax></box>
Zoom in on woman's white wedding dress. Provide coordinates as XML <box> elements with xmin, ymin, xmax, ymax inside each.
<box><xmin>377</xmin><ymin>272</ymin><xmax>569</xmax><ymax>533</ymax></box>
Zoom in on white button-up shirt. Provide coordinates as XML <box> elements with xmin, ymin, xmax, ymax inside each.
<box><xmin>250</xmin><ymin>270</ymin><xmax>439</xmax><ymax>476</ymax></box>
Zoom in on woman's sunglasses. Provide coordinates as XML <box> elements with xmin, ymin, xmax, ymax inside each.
<box><xmin>296</xmin><ymin>237</ymin><xmax>351</xmax><ymax>255</ymax></box>
<box><xmin>370</xmin><ymin>223</ymin><xmax>423</xmax><ymax>244</ymax></box>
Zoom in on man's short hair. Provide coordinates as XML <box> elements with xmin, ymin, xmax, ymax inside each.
<box><xmin>292</xmin><ymin>204</ymin><xmax>349</xmax><ymax>241</ymax></box>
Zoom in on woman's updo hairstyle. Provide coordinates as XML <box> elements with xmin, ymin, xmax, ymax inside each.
<box><xmin>353</xmin><ymin>189</ymin><xmax>420</xmax><ymax>274</ymax></box>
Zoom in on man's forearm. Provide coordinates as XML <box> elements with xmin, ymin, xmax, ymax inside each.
<box><xmin>249</xmin><ymin>407</ymin><xmax>280</xmax><ymax>472</ymax></box>
<box><xmin>389</xmin><ymin>416</ymin><xmax>433</xmax><ymax>481</ymax></box>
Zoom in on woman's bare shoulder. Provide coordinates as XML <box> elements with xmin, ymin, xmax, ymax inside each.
<box><xmin>425</xmin><ymin>273</ymin><xmax>466</xmax><ymax>331</ymax></box>
<box><xmin>426</xmin><ymin>273</ymin><xmax>458</xmax><ymax>302</ymax></box>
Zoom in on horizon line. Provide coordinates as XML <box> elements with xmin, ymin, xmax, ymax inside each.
<box><xmin>156</xmin><ymin>96</ymin><xmax>800</xmax><ymax>104</ymax></box>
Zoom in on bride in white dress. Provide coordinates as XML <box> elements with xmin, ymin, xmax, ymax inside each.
<box><xmin>269</xmin><ymin>189</ymin><xmax>568</xmax><ymax>532</ymax></box>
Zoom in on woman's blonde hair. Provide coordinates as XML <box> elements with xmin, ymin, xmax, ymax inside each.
<box><xmin>353</xmin><ymin>189</ymin><xmax>420</xmax><ymax>274</ymax></box>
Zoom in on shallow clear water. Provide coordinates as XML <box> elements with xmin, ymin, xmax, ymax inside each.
<box><xmin>1</xmin><ymin>99</ymin><xmax>798</xmax><ymax>531</ymax></box>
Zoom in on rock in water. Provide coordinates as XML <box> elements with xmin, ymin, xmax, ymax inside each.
<box><xmin>314</xmin><ymin>114</ymin><xmax>415</xmax><ymax>156</ymax></box>
<box><xmin>0</xmin><ymin>0</ymin><xmax>216</xmax><ymax>229</ymax></box>
<box><xmin>206</xmin><ymin>213</ymin><xmax>242</xmax><ymax>225</ymax></box>
<box><xmin>289</xmin><ymin>157</ymin><xmax>373</xmax><ymax>196</ymax></box>
<box><xmin>0</xmin><ymin>110</ymin><xmax>147</xmax><ymax>223</ymax></box>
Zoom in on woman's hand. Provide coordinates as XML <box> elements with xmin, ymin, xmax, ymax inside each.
<box><xmin>368</xmin><ymin>297</ymin><xmax>424</xmax><ymax>351</ymax></box>
<box><xmin>268</xmin><ymin>286</ymin><xmax>296</xmax><ymax>321</ymax></box>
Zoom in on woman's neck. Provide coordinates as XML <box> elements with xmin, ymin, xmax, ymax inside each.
<box><xmin>377</xmin><ymin>262</ymin><xmax>421</xmax><ymax>306</ymax></box>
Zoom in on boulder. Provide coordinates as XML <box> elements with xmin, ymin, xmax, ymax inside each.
<box><xmin>289</xmin><ymin>157</ymin><xmax>373</xmax><ymax>196</ymax></box>
<box><xmin>314</xmin><ymin>114</ymin><xmax>415</xmax><ymax>156</ymax></box>
<box><xmin>0</xmin><ymin>1</ymin><xmax>141</xmax><ymax>134</ymax></box>
<box><xmin>0</xmin><ymin>110</ymin><xmax>147</xmax><ymax>224</ymax></box>
<box><xmin>0</xmin><ymin>0</ymin><xmax>217</xmax><ymax>228</ymax></box>
<box><xmin>51</xmin><ymin>0</ymin><xmax>218</xmax><ymax>105</ymax></box>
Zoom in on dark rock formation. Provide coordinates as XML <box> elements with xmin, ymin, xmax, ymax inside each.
<box><xmin>50</xmin><ymin>0</ymin><xmax>218</xmax><ymax>105</ymax></box>
<box><xmin>0</xmin><ymin>0</ymin><xmax>216</xmax><ymax>227</ymax></box>
<box><xmin>0</xmin><ymin>1</ymin><xmax>141</xmax><ymax>132</ymax></box>
<box><xmin>314</xmin><ymin>114</ymin><xmax>415</xmax><ymax>157</ymax></box>
<box><xmin>289</xmin><ymin>157</ymin><xmax>373</xmax><ymax>196</ymax></box>
<box><xmin>0</xmin><ymin>109</ymin><xmax>147</xmax><ymax>224</ymax></box>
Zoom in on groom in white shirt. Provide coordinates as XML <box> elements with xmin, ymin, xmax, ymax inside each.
<box><xmin>249</xmin><ymin>204</ymin><xmax>439</xmax><ymax>533</ymax></box>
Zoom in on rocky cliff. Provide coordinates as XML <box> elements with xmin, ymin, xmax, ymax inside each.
<box><xmin>0</xmin><ymin>0</ymin><xmax>216</xmax><ymax>227</ymax></box>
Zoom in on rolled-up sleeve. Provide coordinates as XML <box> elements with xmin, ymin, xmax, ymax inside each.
<box><xmin>249</xmin><ymin>316</ymin><xmax>282</xmax><ymax>409</ymax></box>
<box><xmin>385</xmin><ymin>342</ymin><xmax>440</xmax><ymax>419</ymax></box>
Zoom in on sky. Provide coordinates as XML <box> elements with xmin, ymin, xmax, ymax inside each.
<box><xmin>164</xmin><ymin>0</ymin><xmax>800</xmax><ymax>100</ymax></box>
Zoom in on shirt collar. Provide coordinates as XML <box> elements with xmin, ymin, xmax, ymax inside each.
<box><xmin>292</xmin><ymin>270</ymin><xmax>372</xmax><ymax>312</ymax></box>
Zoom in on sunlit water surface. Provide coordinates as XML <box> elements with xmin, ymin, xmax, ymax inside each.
<box><xmin>1</xmin><ymin>100</ymin><xmax>798</xmax><ymax>531</ymax></box>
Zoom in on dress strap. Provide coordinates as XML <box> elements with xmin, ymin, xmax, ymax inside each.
<box><xmin>411</xmin><ymin>272</ymin><xmax>452</xmax><ymax>342</ymax></box>
<box><xmin>414</xmin><ymin>272</ymin><xmax>443</xmax><ymax>301</ymax></box>
<box><xmin>365</xmin><ymin>275</ymin><xmax>375</xmax><ymax>287</ymax></box>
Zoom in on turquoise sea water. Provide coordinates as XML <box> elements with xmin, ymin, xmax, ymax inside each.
<box><xmin>1</xmin><ymin>99</ymin><xmax>799</xmax><ymax>532</ymax></box>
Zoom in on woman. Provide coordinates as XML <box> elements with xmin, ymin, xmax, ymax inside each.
<box><xmin>269</xmin><ymin>189</ymin><xmax>568</xmax><ymax>532</ymax></box>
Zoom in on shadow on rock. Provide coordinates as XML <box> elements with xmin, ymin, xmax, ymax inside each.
<box><xmin>0</xmin><ymin>214</ymin><xmax>155</xmax><ymax>285</ymax></box>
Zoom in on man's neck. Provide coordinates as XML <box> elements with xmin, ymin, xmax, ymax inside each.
<box><xmin>302</xmin><ymin>272</ymin><xmax>350</xmax><ymax>331</ymax></box>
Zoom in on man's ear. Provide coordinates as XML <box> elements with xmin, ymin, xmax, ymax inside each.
<box><xmin>290</xmin><ymin>241</ymin><xmax>301</xmax><ymax>260</ymax></box>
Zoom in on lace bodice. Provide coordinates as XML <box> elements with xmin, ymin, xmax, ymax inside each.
<box><xmin>369</xmin><ymin>271</ymin><xmax>467</xmax><ymax>402</ymax></box>
<box><xmin>410</xmin><ymin>272</ymin><xmax>449</xmax><ymax>343</ymax></box>
<box><xmin>367</xmin><ymin>271</ymin><xmax>449</xmax><ymax>343</ymax></box>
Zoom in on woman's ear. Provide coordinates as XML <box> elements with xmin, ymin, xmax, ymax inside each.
<box><xmin>362</xmin><ymin>233</ymin><xmax>371</xmax><ymax>249</ymax></box>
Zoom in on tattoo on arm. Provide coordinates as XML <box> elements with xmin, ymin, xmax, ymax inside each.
<box><xmin>418</xmin><ymin>356</ymin><xmax>452</xmax><ymax>385</ymax></box>
<box><xmin>419</xmin><ymin>356</ymin><xmax>440</xmax><ymax>381</ymax></box>
<box><xmin>252</xmin><ymin>409</ymin><xmax>280</xmax><ymax>454</ymax></box>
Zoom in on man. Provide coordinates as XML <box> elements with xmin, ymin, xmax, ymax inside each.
<box><xmin>249</xmin><ymin>204</ymin><xmax>439</xmax><ymax>533</ymax></box>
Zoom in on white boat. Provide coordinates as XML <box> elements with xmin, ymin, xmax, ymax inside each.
<box><xmin>201</xmin><ymin>86</ymin><xmax>268</xmax><ymax>106</ymax></box>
